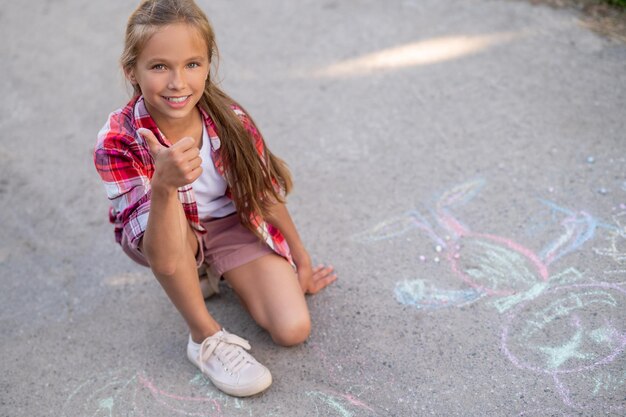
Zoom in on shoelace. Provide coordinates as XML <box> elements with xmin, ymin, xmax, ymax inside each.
<box><xmin>198</xmin><ymin>331</ymin><xmax>253</xmax><ymax>375</ymax></box>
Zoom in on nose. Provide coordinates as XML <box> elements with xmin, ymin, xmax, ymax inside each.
<box><xmin>167</xmin><ymin>69</ymin><xmax>185</xmax><ymax>90</ymax></box>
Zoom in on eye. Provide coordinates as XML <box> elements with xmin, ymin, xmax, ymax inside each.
<box><xmin>187</xmin><ymin>62</ymin><xmax>200</xmax><ymax>69</ymax></box>
<box><xmin>151</xmin><ymin>64</ymin><xmax>166</xmax><ymax>71</ymax></box>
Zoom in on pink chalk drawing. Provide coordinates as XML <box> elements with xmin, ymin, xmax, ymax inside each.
<box><xmin>306</xmin><ymin>390</ymin><xmax>376</xmax><ymax>417</ymax></box>
<box><xmin>62</xmin><ymin>363</ymin><xmax>381</xmax><ymax>416</ymax></box>
<box><xmin>307</xmin><ymin>341</ymin><xmax>392</xmax><ymax>416</ymax></box>
<box><xmin>502</xmin><ymin>283</ymin><xmax>626</xmax><ymax>413</ymax></box>
<box><xmin>353</xmin><ymin>179</ymin><xmax>626</xmax><ymax>412</ymax></box>
<box><xmin>503</xmin><ymin>284</ymin><xmax>626</xmax><ymax>374</ymax></box>
<box><xmin>61</xmin><ymin>368</ymin><xmax>239</xmax><ymax>417</ymax></box>
<box><xmin>138</xmin><ymin>374</ymin><xmax>223</xmax><ymax>416</ymax></box>
<box><xmin>353</xmin><ymin>179</ymin><xmax>608</xmax><ymax>305</ymax></box>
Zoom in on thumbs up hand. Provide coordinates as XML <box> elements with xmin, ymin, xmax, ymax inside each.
<box><xmin>137</xmin><ymin>128</ymin><xmax>203</xmax><ymax>189</ymax></box>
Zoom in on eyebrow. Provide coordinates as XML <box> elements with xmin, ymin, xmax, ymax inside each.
<box><xmin>145</xmin><ymin>56</ymin><xmax>207</xmax><ymax>64</ymax></box>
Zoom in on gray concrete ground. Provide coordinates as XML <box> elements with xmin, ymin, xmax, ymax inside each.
<box><xmin>1</xmin><ymin>0</ymin><xmax>626</xmax><ymax>415</ymax></box>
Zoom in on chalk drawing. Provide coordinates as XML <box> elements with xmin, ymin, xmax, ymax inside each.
<box><xmin>501</xmin><ymin>283</ymin><xmax>626</xmax><ymax>412</ymax></box>
<box><xmin>353</xmin><ymin>180</ymin><xmax>589</xmax><ymax>301</ymax></box>
<box><xmin>353</xmin><ymin>179</ymin><xmax>626</xmax><ymax>412</ymax></box>
<box><xmin>353</xmin><ymin>179</ymin><xmax>613</xmax><ymax>303</ymax></box>
<box><xmin>537</xmin><ymin>199</ymin><xmax>616</xmax><ymax>264</ymax></box>
<box><xmin>61</xmin><ymin>368</ymin><xmax>245</xmax><ymax>417</ymax></box>
<box><xmin>449</xmin><ymin>234</ymin><xmax>548</xmax><ymax>296</ymax></box>
<box><xmin>502</xmin><ymin>284</ymin><xmax>626</xmax><ymax>374</ymax></box>
<box><xmin>351</xmin><ymin>210</ymin><xmax>445</xmax><ymax>247</ymax></box>
<box><xmin>594</xmin><ymin>211</ymin><xmax>626</xmax><ymax>275</ymax></box>
<box><xmin>489</xmin><ymin>267</ymin><xmax>583</xmax><ymax>314</ymax></box>
<box><xmin>62</xmin><ymin>365</ymin><xmax>381</xmax><ymax>417</ymax></box>
<box><xmin>306</xmin><ymin>391</ymin><xmax>376</xmax><ymax>417</ymax></box>
<box><xmin>307</xmin><ymin>341</ymin><xmax>395</xmax><ymax>416</ymax></box>
<box><xmin>552</xmin><ymin>356</ymin><xmax>626</xmax><ymax>412</ymax></box>
<box><xmin>394</xmin><ymin>279</ymin><xmax>483</xmax><ymax>309</ymax></box>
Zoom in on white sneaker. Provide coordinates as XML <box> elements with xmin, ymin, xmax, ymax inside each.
<box><xmin>197</xmin><ymin>264</ymin><xmax>220</xmax><ymax>299</ymax></box>
<box><xmin>187</xmin><ymin>330</ymin><xmax>272</xmax><ymax>397</ymax></box>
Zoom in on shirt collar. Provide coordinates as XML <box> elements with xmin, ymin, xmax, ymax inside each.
<box><xmin>198</xmin><ymin>105</ymin><xmax>221</xmax><ymax>151</ymax></box>
<box><xmin>132</xmin><ymin>95</ymin><xmax>171</xmax><ymax>147</ymax></box>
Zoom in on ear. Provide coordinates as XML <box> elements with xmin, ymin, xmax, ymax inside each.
<box><xmin>124</xmin><ymin>68</ymin><xmax>137</xmax><ymax>85</ymax></box>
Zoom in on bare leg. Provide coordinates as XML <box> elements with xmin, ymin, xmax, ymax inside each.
<box><xmin>223</xmin><ymin>254</ymin><xmax>311</xmax><ymax>346</ymax></box>
<box><xmin>142</xmin><ymin>219</ymin><xmax>221</xmax><ymax>343</ymax></box>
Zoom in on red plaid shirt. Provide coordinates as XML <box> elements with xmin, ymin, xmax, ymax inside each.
<box><xmin>94</xmin><ymin>95</ymin><xmax>292</xmax><ymax>265</ymax></box>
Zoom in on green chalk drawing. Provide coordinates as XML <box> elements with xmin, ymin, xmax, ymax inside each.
<box><xmin>536</xmin><ymin>327</ymin><xmax>590</xmax><ymax>369</ymax></box>
<box><xmin>62</xmin><ymin>368</ymin><xmax>234</xmax><ymax>417</ymax></box>
<box><xmin>518</xmin><ymin>291</ymin><xmax>618</xmax><ymax>342</ymax></box>
<box><xmin>491</xmin><ymin>268</ymin><xmax>584</xmax><ymax>313</ymax></box>
<box><xmin>356</xmin><ymin>179</ymin><xmax>626</xmax><ymax>412</ymax></box>
<box><xmin>552</xmin><ymin>360</ymin><xmax>626</xmax><ymax>412</ymax></box>
<box><xmin>306</xmin><ymin>392</ymin><xmax>354</xmax><ymax>417</ymax></box>
<box><xmin>592</xmin><ymin>375</ymin><xmax>603</xmax><ymax>396</ymax></box>
<box><xmin>491</xmin><ymin>282</ymin><xmax>549</xmax><ymax>314</ymax></box>
<box><xmin>189</xmin><ymin>373</ymin><xmax>205</xmax><ymax>386</ymax></box>
<box><xmin>98</xmin><ymin>397</ymin><xmax>114</xmax><ymax>413</ymax></box>
<box><xmin>63</xmin><ymin>368</ymin><xmax>376</xmax><ymax>417</ymax></box>
<box><xmin>586</xmin><ymin>371</ymin><xmax>624</xmax><ymax>397</ymax></box>
<box><xmin>458</xmin><ymin>238</ymin><xmax>540</xmax><ymax>293</ymax></box>
<box><xmin>593</xmin><ymin>211</ymin><xmax>626</xmax><ymax>277</ymax></box>
<box><xmin>589</xmin><ymin>325</ymin><xmax>620</xmax><ymax>348</ymax></box>
<box><xmin>305</xmin><ymin>389</ymin><xmax>378</xmax><ymax>417</ymax></box>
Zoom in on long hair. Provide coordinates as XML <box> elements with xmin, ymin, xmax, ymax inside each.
<box><xmin>120</xmin><ymin>0</ymin><xmax>292</xmax><ymax>234</ymax></box>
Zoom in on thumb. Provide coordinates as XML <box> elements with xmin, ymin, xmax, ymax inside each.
<box><xmin>137</xmin><ymin>128</ymin><xmax>164</xmax><ymax>158</ymax></box>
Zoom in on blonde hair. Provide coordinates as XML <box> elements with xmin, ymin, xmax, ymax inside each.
<box><xmin>121</xmin><ymin>0</ymin><xmax>292</xmax><ymax>234</ymax></box>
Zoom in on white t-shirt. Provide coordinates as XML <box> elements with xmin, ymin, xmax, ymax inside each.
<box><xmin>191</xmin><ymin>124</ymin><xmax>236</xmax><ymax>219</ymax></box>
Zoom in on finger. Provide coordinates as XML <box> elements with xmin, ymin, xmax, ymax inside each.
<box><xmin>309</xmin><ymin>274</ymin><xmax>337</xmax><ymax>294</ymax></box>
<box><xmin>137</xmin><ymin>128</ymin><xmax>164</xmax><ymax>158</ymax></box>
<box><xmin>190</xmin><ymin>154</ymin><xmax>203</xmax><ymax>167</ymax></box>
<box><xmin>312</xmin><ymin>264</ymin><xmax>332</xmax><ymax>273</ymax></box>
<box><xmin>187</xmin><ymin>166</ymin><xmax>203</xmax><ymax>183</ymax></box>
<box><xmin>313</xmin><ymin>271</ymin><xmax>337</xmax><ymax>283</ymax></box>
<box><xmin>171</xmin><ymin>136</ymin><xmax>195</xmax><ymax>151</ymax></box>
<box><xmin>310</xmin><ymin>268</ymin><xmax>337</xmax><ymax>288</ymax></box>
<box><xmin>186</xmin><ymin>156</ymin><xmax>203</xmax><ymax>171</ymax></box>
<box><xmin>312</xmin><ymin>265</ymin><xmax>334</xmax><ymax>279</ymax></box>
<box><xmin>181</xmin><ymin>145</ymin><xmax>201</xmax><ymax>163</ymax></box>
<box><xmin>186</xmin><ymin>147</ymin><xmax>201</xmax><ymax>159</ymax></box>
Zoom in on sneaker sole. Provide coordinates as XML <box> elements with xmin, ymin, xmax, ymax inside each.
<box><xmin>211</xmin><ymin>368</ymin><xmax>272</xmax><ymax>397</ymax></box>
<box><xmin>187</xmin><ymin>352</ymin><xmax>272</xmax><ymax>397</ymax></box>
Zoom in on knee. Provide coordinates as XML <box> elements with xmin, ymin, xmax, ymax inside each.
<box><xmin>270</xmin><ymin>315</ymin><xmax>311</xmax><ymax>347</ymax></box>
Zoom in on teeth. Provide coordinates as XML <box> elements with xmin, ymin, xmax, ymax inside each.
<box><xmin>166</xmin><ymin>96</ymin><xmax>188</xmax><ymax>103</ymax></box>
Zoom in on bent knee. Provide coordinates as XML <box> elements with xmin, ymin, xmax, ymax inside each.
<box><xmin>270</xmin><ymin>316</ymin><xmax>311</xmax><ymax>347</ymax></box>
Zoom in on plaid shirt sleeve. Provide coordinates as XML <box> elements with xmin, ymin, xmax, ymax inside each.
<box><xmin>94</xmin><ymin>109</ymin><xmax>154</xmax><ymax>250</ymax></box>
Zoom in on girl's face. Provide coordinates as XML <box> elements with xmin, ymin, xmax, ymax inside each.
<box><xmin>128</xmin><ymin>23</ymin><xmax>209</xmax><ymax>130</ymax></box>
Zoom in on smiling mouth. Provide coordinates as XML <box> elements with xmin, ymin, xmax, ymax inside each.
<box><xmin>163</xmin><ymin>95</ymin><xmax>190</xmax><ymax>103</ymax></box>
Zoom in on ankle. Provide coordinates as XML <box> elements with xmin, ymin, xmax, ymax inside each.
<box><xmin>190</xmin><ymin>326</ymin><xmax>221</xmax><ymax>344</ymax></box>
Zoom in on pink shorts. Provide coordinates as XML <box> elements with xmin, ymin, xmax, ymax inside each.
<box><xmin>122</xmin><ymin>213</ymin><xmax>274</xmax><ymax>277</ymax></box>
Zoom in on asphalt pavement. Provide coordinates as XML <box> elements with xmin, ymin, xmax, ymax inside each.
<box><xmin>1</xmin><ymin>0</ymin><xmax>626</xmax><ymax>415</ymax></box>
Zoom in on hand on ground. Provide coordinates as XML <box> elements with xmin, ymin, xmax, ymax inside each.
<box><xmin>298</xmin><ymin>264</ymin><xmax>337</xmax><ymax>295</ymax></box>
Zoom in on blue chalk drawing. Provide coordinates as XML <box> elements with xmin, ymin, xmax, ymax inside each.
<box><xmin>354</xmin><ymin>179</ymin><xmax>626</xmax><ymax>413</ymax></box>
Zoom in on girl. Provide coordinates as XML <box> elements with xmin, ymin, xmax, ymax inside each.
<box><xmin>94</xmin><ymin>0</ymin><xmax>336</xmax><ymax>398</ymax></box>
